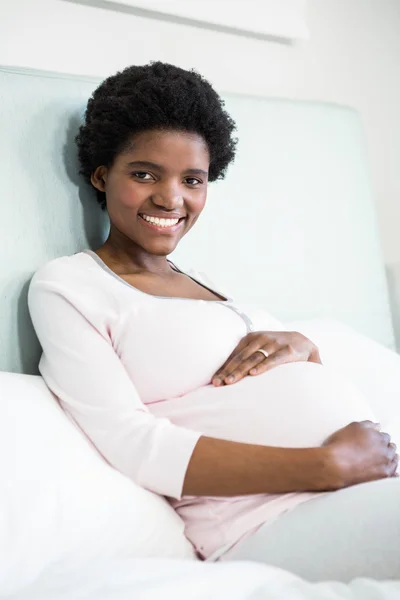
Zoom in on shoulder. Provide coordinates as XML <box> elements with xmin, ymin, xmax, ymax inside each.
<box><xmin>28</xmin><ymin>252</ymin><xmax>113</xmax><ymax>312</ymax></box>
<box><xmin>30</xmin><ymin>252</ymin><xmax>94</xmax><ymax>288</ymax></box>
<box><xmin>28</xmin><ymin>252</ymin><xmax>120</xmax><ymax>332</ymax></box>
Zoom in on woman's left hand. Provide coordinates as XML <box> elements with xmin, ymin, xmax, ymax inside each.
<box><xmin>212</xmin><ymin>331</ymin><xmax>322</xmax><ymax>387</ymax></box>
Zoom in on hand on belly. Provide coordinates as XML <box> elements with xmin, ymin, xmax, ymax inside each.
<box><xmin>151</xmin><ymin>362</ymin><xmax>377</xmax><ymax>448</ymax></box>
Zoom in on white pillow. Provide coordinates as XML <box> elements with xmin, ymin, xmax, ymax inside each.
<box><xmin>0</xmin><ymin>372</ymin><xmax>196</xmax><ymax>596</ymax></box>
<box><xmin>286</xmin><ymin>318</ymin><xmax>400</xmax><ymax>440</ymax></box>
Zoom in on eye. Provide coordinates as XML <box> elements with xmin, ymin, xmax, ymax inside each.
<box><xmin>184</xmin><ymin>177</ymin><xmax>202</xmax><ymax>186</ymax></box>
<box><xmin>132</xmin><ymin>171</ymin><xmax>154</xmax><ymax>181</ymax></box>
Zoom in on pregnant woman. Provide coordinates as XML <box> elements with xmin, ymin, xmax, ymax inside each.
<box><xmin>28</xmin><ymin>62</ymin><xmax>399</xmax><ymax>582</ymax></box>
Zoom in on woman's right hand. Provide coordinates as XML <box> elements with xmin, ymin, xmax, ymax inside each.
<box><xmin>323</xmin><ymin>420</ymin><xmax>398</xmax><ymax>489</ymax></box>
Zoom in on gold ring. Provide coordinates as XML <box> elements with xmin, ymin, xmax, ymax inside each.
<box><xmin>256</xmin><ymin>349</ymin><xmax>269</xmax><ymax>359</ymax></box>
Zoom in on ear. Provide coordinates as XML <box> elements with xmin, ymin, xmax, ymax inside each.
<box><xmin>90</xmin><ymin>166</ymin><xmax>108</xmax><ymax>192</ymax></box>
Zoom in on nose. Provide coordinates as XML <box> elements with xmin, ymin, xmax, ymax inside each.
<box><xmin>151</xmin><ymin>193</ymin><xmax>184</xmax><ymax>211</ymax></box>
<box><xmin>150</xmin><ymin>184</ymin><xmax>184</xmax><ymax>211</ymax></box>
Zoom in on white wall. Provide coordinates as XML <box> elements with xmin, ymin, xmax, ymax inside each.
<box><xmin>2</xmin><ymin>0</ymin><xmax>400</xmax><ymax>341</ymax></box>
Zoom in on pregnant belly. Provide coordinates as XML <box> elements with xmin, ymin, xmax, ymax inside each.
<box><xmin>150</xmin><ymin>362</ymin><xmax>376</xmax><ymax>448</ymax></box>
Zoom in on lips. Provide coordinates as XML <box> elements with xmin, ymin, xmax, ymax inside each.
<box><xmin>138</xmin><ymin>213</ymin><xmax>185</xmax><ymax>232</ymax></box>
<box><xmin>139</xmin><ymin>213</ymin><xmax>185</xmax><ymax>221</ymax></box>
<box><xmin>140</xmin><ymin>214</ymin><xmax>179</xmax><ymax>227</ymax></box>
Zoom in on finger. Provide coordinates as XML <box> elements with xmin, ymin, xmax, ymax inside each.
<box><xmin>309</xmin><ymin>348</ymin><xmax>322</xmax><ymax>364</ymax></box>
<box><xmin>213</xmin><ymin>332</ymin><xmax>283</xmax><ymax>382</ymax></box>
<box><xmin>223</xmin><ymin>340</ymin><xmax>284</xmax><ymax>384</ymax></box>
<box><xmin>214</xmin><ymin>347</ymin><xmax>265</xmax><ymax>385</ymax></box>
<box><xmin>249</xmin><ymin>346</ymin><xmax>299</xmax><ymax>376</ymax></box>
<box><xmin>213</xmin><ymin>341</ymin><xmax>278</xmax><ymax>385</ymax></box>
<box><xmin>250</xmin><ymin>344</ymin><xmax>309</xmax><ymax>376</ymax></box>
<box><xmin>212</xmin><ymin>339</ymin><xmax>254</xmax><ymax>386</ymax></box>
<box><xmin>388</xmin><ymin>442</ymin><xmax>397</xmax><ymax>460</ymax></box>
<box><xmin>222</xmin><ymin>349</ymin><xmax>273</xmax><ymax>384</ymax></box>
<box><xmin>221</xmin><ymin>336</ymin><xmax>252</xmax><ymax>366</ymax></box>
<box><xmin>381</xmin><ymin>431</ymin><xmax>391</xmax><ymax>445</ymax></box>
<box><xmin>214</xmin><ymin>337</ymin><xmax>252</xmax><ymax>374</ymax></box>
<box><xmin>361</xmin><ymin>421</ymin><xmax>381</xmax><ymax>431</ymax></box>
<box><xmin>389</xmin><ymin>454</ymin><xmax>398</xmax><ymax>477</ymax></box>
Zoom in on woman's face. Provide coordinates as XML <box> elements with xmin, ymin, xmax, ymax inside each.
<box><xmin>91</xmin><ymin>129</ymin><xmax>210</xmax><ymax>257</ymax></box>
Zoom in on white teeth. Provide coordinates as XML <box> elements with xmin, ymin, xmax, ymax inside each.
<box><xmin>141</xmin><ymin>214</ymin><xmax>180</xmax><ymax>228</ymax></box>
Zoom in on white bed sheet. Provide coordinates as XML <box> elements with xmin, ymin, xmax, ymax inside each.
<box><xmin>5</xmin><ymin>320</ymin><xmax>400</xmax><ymax>599</ymax></box>
<box><xmin>7</xmin><ymin>558</ymin><xmax>400</xmax><ymax>600</ymax></box>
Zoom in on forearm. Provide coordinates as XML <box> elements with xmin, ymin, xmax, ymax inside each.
<box><xmin>183</xmin><ymin>435</ymin><xmax>335</xmax><ymax>496</ymax></box>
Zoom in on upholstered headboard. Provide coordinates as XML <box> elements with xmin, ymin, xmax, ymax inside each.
<box><xmin>0</xmin><ymin>65</ymin><xmax>395</xmax><ymax>374</ymax></box>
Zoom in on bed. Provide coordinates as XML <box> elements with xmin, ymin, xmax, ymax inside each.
<box><xmin>0</xmin><ymin>64</ymin><xmax>399</xmax><ymax>598</ymax></box>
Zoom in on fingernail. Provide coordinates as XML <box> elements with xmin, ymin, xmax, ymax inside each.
<box><xmin>250</xmin><ymin>368</ymin><xmax>257</xmax><ymax>375</ymax></box>
<box><xmin>226</xmin><ymin>375</ymin><xmax>234</xmax><ymax>383</ymax></box>
<box><xmin>213</xmin><ymin>378</ymin><xmax>222</xmax><ymax>386</ymax></box>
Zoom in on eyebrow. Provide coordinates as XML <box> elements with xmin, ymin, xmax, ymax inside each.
<box><xmin>125</xmin><ymin>161</ymin><xmax>208</xmax><ymax>177</ymax></box>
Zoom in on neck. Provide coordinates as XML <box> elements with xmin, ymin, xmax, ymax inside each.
<box><xmin>97</xmin><ymin>226</ymin><xmax>171</xmax><ymax>275</ymax></box>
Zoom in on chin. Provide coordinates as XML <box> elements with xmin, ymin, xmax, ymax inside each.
<box><xmin>145</xmin><ymin>242</ymin><xmax>178</xmax><ymax>256</ymax></box>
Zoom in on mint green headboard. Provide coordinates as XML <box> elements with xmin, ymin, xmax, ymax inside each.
<box><xmin>0</xmin><ymin>65</ymin><xmax>394</xmax><ymax>374</ymax></box>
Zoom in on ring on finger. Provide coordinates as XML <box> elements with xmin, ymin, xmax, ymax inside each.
<box><xmin>255</xmin><ymin>348</ymin><xmax>269</xmax><ymax>359</ymax></box>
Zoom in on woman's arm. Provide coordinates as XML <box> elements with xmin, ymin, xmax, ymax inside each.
<box><xmin>183</xmin><ymin>422</ymin><xmax>398</xmax><ymax>496</ymax></box>
<box><xmin>184</xmin><ymin>437</ymin><xmax>331</xmax><ymax>495</ymax></box>
<box><xmin>29</xmin><ymin>261</ymin><xmax>397</xmax><ymax>501</ymax></box>
<box><xmin>28</xmin><ymin>262</ymin><xmax>200</xmax><ymax>500</ymax></box>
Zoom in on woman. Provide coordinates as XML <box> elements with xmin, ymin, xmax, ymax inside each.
<box><xmin>28</xmin><ymin>62</ymin><xmax>399</xmax><ymax>582</ymax></box>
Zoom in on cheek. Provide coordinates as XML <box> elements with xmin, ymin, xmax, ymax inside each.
<box><xmin>189</xmin><ymin>191</ymin><xmax>207</xmax><ymax>214</ymax></box>
<box><xmin>107</xmin><ymin>179</ymin><xmax>146</xmax><ymax>211</ymax></box>
<box><xmin>184</xmin><ymin>193</ymin><xmax>207</xmax><ymax>233</ymax></box>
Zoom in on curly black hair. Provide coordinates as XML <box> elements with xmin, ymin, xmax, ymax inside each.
<box><xmin>76</xmin><ymin>61</ymin><xmax>237</xmax><ymax>209</ymax></box>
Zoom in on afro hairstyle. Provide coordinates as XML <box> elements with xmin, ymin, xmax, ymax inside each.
<box><xmin>75</xmin><ymin>61</ymin><xmax>237</xmax><ymax>209</ymax></box>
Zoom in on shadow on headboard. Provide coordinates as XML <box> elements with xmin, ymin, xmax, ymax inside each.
<box><xmin>16</xmin><ymin>281</ymin><xmax>42</xmax><ymax>375</ymax></box>
<box><xmin>13</xmin><ymin>112</ymin><xmax>108</xmax><ymax>375</ymax></box>
<box><xmin>1</xmin><ymin>64</ymin><xmax>395</xmax><ymax>374</ymax></box>
<box><xmin>1</xmin><ymin>65</ymin><xmax>109</xmax><ymax>373</ymax></box>
<box><xmin>64</xmin><ymin>113</ymin><xmax>109</xmax><ymax>251</ymax></box>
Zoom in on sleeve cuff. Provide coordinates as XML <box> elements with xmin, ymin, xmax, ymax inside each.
<box><xmin>137</xmin><ymin>423</ymin><xmax>202</xmax><ymax>500</ymax></box>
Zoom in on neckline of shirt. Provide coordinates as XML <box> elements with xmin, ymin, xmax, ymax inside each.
<box><xmin>82</xmin><ymin>249</ymin><xmax>233</xmax><ymax>303</ymax></box>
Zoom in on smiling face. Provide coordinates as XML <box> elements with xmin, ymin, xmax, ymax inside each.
<box><xmin>91</xmin><ymin>129</ymin><xmax>210</xmax><ymax>258</ymax></box>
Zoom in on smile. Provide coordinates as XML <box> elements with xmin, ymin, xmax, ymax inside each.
<box><xmin>139</xmin><ymin>213</ymin><xmax>184</xmax><ymax>229</ymax></box>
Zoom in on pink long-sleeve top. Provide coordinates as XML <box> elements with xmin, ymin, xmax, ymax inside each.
<box><xmin>28</xmin><ymin>251</ymin><xmax>374</xmax><ymax>559</ymax></box>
